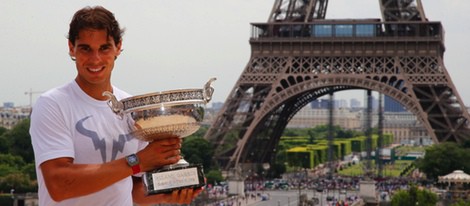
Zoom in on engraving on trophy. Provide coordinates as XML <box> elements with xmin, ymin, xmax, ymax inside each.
<box><xmin>103</xmin><ymin>78</ymin><xmax>216</xmax><ymax>195</ymax></box>
<box><xmin>151</xmin><ymin>167</ymin><xmax>201</xmax><ymax>191</ymax></box>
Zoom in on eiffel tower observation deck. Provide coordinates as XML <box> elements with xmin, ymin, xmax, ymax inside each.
<box><xmin>205</xmin><ymin>0</ymin><xmax>470</xmax><ymax>171</ymax></box>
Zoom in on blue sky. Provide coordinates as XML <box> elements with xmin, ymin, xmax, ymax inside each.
<box><xmin>1</xmin><ymin>0</ymin><xmax>469</xmax><ymax>107</ymax></box>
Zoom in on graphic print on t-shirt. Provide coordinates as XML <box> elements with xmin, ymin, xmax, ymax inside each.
<box><xmin>76</xmin><ymin>115</ymin><xmax>134</xmax><ymax>162</ymax></box>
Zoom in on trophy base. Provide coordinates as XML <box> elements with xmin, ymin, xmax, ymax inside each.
<box><xmin>142</xmin><ymin>164</ymin><xmax>205</xmax><ymax>195</ymax></box>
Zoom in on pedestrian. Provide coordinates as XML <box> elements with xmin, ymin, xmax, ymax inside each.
<box><xmin>29</xmin><ymin>5</ymin><xmax>202</xmax><ymax>206</ymax></box>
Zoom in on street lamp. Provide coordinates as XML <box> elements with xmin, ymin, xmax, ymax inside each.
<box><xmin>262</xmin><ymin>163</ymin><xmax>270</xmax><ymax>179</ymax></box>
<box><xmin>262</xmin><ymin>163</ymin><xmax>270</xmax><ymax>172</ymax></box>
<box><xmin>316</xmin><ymin>186</ymin><xmax>324</xmax><ymax>206</ymax></box>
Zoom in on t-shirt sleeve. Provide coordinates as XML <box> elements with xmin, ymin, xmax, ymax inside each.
<box><xmin>30</xmin><ymin>95</ymin><xmax>75</xmax><ymax>167</ymax></box>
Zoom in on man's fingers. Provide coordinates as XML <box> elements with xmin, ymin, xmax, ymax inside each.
<box><xmin>171</xmin><ymin>189</ymin><xmax>178</xmax><ymax>202</ymax></box>
<box><xmin>186</xmin><ymin>188</ymin><xmax>194</xmax><ymax>203</ymax></box>
<box><xmin>153</xmin><ymin>137</ymin><xmax>181</xmax><ymax>146</ymax></box>
<box><xmin>179</xmin><ymin>188</ymin><xmax>188</xmax><ymax>204</ymax></box>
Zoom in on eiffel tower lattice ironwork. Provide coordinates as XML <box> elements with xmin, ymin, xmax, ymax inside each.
<box><xmin>205</xmin><ymin>0</ymin><xmax>470</xmax><ymax>170</ymax></box>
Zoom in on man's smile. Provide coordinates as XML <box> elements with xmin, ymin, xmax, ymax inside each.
<box><xmin>88</xmin><ymin>66</ymin><xmax>105</xmax><ymax>73</ymax></box>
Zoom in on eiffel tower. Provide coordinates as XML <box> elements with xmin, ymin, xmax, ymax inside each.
<box><xmin>205</xmin><ymin>0</ymin><xmax>470</xmax><ymax>170</ymax></box>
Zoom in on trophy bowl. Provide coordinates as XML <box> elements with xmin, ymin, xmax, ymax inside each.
<box><xmin>103</xmin><ymin>78</ymin><xmax>215</xmax><ymax>141</ymax></box>
<box><xmin>103</xmin><ymin>78</ymin><xmax>216</xmax><ymax>195</ymax></box>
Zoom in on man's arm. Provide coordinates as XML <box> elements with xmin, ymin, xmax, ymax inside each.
<box><xmin>40</xmin><ymin>157</ymin><xmax>132</xmax><ymax>201</ymax></box>
<box><xmin>40</xmin><ymin>138</ymin><xmax>182</xmax><ymax>202</ymax></box>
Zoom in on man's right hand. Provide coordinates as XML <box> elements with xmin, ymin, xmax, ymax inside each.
<box><xmin>137</xmin><ymin>137</ymin><xmax>182</xmax><ymax>172</ymax></box>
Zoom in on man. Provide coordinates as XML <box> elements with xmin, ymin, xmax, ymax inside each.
<box><xmin>30</xmin><ymin>6</ymin><xmax>202</xmax><ymax>205</ymax></box>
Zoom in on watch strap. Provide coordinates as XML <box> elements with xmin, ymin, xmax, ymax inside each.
<box><xmin>130</xmin><ymin>164</ymin><xmax>141</xmax><ymax>175</ymax></box>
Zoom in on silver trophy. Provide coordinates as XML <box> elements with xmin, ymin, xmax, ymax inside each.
<box><xmin>103</xmin><ymin>78</ymin><xmax>215</xmax><ymax>195</ymax></box>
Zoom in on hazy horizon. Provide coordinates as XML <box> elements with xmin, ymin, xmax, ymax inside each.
<box><xmin>1</xmin><ymin>1</ymin><xmax>469</xmax><ymax>108</ymax></box>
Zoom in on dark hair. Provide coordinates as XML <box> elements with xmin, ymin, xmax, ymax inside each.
<box><xmin>68</xmin><ymin>6</ymin><xmax>124</xmax><ymax>46</ymax></box>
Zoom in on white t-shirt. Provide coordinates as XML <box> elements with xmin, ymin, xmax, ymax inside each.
<box><xmin>30</xmin><ymin>81</ymin><xmax>147</xmax><ymax>206</ymax></box>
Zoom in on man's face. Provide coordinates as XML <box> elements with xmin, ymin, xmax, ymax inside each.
<box><xmin>68</xmin><ymin>29</ymin><xmax>121</xmax><ymax>89</ymax></box>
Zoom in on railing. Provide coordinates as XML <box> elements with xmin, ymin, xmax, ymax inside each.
<box><xmin>251</xmin><ymin>20</ymin><xmax>444</xmax><ymax>41</ymax></box>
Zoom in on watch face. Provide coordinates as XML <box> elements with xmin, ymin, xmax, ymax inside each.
<box><xmin>129</xmin><ymin>156</ymin><xmax>137</xmax><ymax>162</ymax></box>
<box><xmin>127</xmin><ymin>154</ymin><xmax>139</xmax><ymax>166</ymax></box>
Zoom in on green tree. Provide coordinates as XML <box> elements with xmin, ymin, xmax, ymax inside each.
<box><xmin>182</xmin><ymin>136</ymin><xmax>214</xmax><ymax>170</ymax></box>
<box><xmin>416</xmin><ymin>142</ymin><xmax>470</xmax><ymax>180</ymax></box>
<box><xmin>0</xmin><ymin>154</ymin><xmax>26</xmax><ymax>177</ymax></box>
<box><xmin>0</xmin><ymin>173</ymin><xmax>37</xmax><ymax>193</ymax></box>
<box><xmin>0</xmin><ymin>126</ymin><xmax>7</xmax><ymax>136</ymax></box>
<box><xmin>391</xmin><ymin>185</ymin><xmax>437</xmax><ymax>206</ymax></box>
<box><xmin>283</xmin><ymin>128</ymin><xmax>299</xmax><ymax>137</ymax></box>
<box><xmin>0</xmin><ymin>130</ymin><xmax>11</xmax><ymax>154</ymax></box>
<box><xmin>0</xmin><ymin>119</ymin><xmax>37</xmax><ymax>193</ymax></box>
<box><xmin>205</xmin><ymin>169</ymin><xmax>224</xmax><ymax>185</ymax></box>
<box><xmin>0</xmin><ymin>120</ymin><xmax>38</xmax><ymax>193</ymax></box>
<box><xmin>21</xmin><ymin>163</ymin><xmax>37</xmax><ymax>180</ymax></box>
<box><xmin>452</xmin><ymin>199</ymin><xmax>470</xmax><ymax>206</ymax></box>
<box><xmin>0</xmin><ymin>154</ymin><xmax>26</xmax><ymax>167</ymax></box>
<box><xmin>0</xmin><ymin>153</ymin><xmax>37</xmax><ymax>193</ymax></box>
<box><xmin>269</xmin><ymin>162</ymin><xmax>286</xmax><ymax>178</ymax></box>
<box><xmin>307</xmin><ymin>129</ymin><xmax>318</xmax><ymax>144</ymax></box>
<box><xmin>2</xmin><ymin>119</ymin><xmax>34</xmax><ymax>163</ymax></box>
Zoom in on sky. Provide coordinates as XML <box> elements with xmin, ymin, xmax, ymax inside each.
<box><xmin>1</xmin><ymin>0</ymin><xmax>470</xmax><ymax>107</ymax></box>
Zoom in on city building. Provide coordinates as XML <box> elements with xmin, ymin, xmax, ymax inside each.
<box><xmin>350</xmin><ymin>98</ymin><xmax>361</xmax><ymax>109</ymax></box>
<box><xmin>287</xmin><ymin>105</ymin><xmax>362</xmax><ymax>130</ymax></box>
<box><xmin>0</xmin><ymin>103</ymin><xmax>31</xmax><ymax>129</ymax></box>
<box><xmin>384</xmin><ymin>95</ymin><xmax>406</xmax><ymax>112</ymax></box>
<box><xmin>383</xmin><ymin>112</ymin><xmax>431</xmax><ymax>145</ymax></box>
<box><xmin>285</xmin><ymin>99</ymin><xmax>431</xmax><ymax>145</ymax></box>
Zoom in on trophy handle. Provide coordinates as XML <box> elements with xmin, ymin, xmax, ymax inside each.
<box><xmin>203</xmin><ymin>78</ymin><xmax>216</xmax><ymax>103</ymax></box>
<box><xmin>102</xmin><ymin>91</ymin><xmax>124</xmax><ymax>119</ymax></box>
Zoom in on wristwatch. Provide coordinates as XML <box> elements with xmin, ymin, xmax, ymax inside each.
<box><xmin>125</xmin><ymin>154</ymin><xmax>141</xmax><ymax>175</ymax></box>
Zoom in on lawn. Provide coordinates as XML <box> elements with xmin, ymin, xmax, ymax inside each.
<box><xmin>338</xmin><ymin>160</ymin><xmax>414</xmax><ymax>177</ymax></box>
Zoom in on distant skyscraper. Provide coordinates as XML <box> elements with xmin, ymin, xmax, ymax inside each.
<box><xmin>350</xmin><ymin>98</ymin><xmax>361</xmax><ymax>108</ymax></box>
<box><xmin>320</xmin><ymin>99</ymin><xmax>330</xmax><ymax>109</ymax></box>
<box><xmin>311</xmin><ymin>99</ymin><xmax>321</xmax><ymax>109</ymax></box>
<box><xmin>3</xmin><ymin>102</ymin><xmax>14</xmax><ymax>109</ymax></box>
<box><xmin>310</xmin><ymin>99</ymin><xmax>329</xmax><ymax>109</ymax></box>
<box><xmin>211</xmin><ymin>102</ymin><xmax>224</xmax><ymax>111</ymax></box>
<box><xmin>337</xmin><ymin>99</ymin><xmax>348</xmax><ymax>108</ymax></box>
<box><xmin>384</xmin><ymin>95</ymin><xmax>406</xmax><ymax>112</ymax></box>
